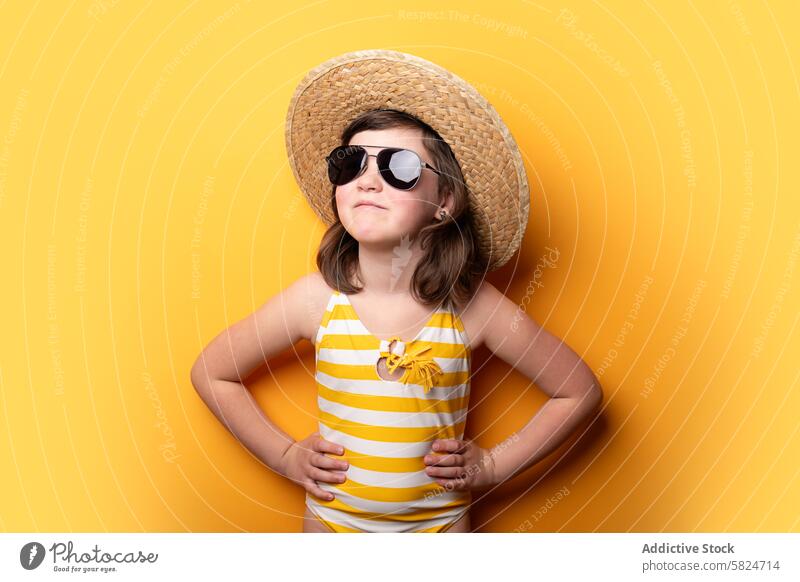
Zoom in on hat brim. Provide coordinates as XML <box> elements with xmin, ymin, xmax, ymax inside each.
<box><xmin>285</xmin><ymin>49</ymin><xmax>529</xmax><ymax>271</ymax></box>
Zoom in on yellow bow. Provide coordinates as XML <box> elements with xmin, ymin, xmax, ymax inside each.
<box><xmin>379</xmin><ymin>336</ymin><xmax>443</xmax><ymax>393</ymax></box>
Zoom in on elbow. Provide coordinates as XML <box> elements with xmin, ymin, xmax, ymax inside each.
<box><xmin>190</xmin><ymin>355</ymin><xmax>214</xmax><ymax>394</ymax></box>
<box><xmin>586</xmin><ymin>377</ymin><xmax>603</xmax><ymax>410</ymax></box>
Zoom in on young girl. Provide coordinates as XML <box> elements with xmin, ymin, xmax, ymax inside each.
<box><xmin>190</xmin><ymin>50</ymin><xmax>602</xmax><ymax>533</ymax></box>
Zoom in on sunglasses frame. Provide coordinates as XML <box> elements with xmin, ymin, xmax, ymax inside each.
<box><xmin>325</xmin><ymin>144</ymin><xmax>441</xmax><ymax>191</ymax></box>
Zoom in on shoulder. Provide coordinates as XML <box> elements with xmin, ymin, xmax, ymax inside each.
<box><xmin>285</xmin><ymin>271</ymin><xmax>336</xmax><ymax>344</ymax></box>
<box><xmin>299</xmin><ymin>270</ymin><xmax>336</xmax><ymax>304</ymax></box>
<box><xmin>458</xmin><ymin>280</ymin><xmax>519</xmax><ymax>351</ymax></box>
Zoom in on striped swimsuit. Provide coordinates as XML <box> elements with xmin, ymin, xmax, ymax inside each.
<box><xmin>306</xmin><ymin>290</ymin><xmax>472</xmax><ymax>533</ymax></box>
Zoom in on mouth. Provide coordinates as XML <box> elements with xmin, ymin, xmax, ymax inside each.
<box><xmin>354</xmin><ymin>202</ymin><xmax>386</xmax><ymax>210</ymax></box>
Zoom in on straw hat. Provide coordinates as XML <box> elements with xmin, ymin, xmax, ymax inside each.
<box><xmin>284</xmin><ymin>49</ymin><xmax>530</xmax><ymax>271</ymax></box>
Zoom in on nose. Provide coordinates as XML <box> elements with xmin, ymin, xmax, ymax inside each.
<box><xmin>356</xmin><ymin>154</ymin><xmax>382</xmax><ymax>191</ymax></box>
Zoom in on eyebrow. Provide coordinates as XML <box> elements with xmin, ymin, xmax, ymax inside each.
<box><xmin>350</xmin><ymin>144</ymin><xmax>405</xmax><ymax>149</ymax></box>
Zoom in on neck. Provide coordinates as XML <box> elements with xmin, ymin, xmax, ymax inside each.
<box><xmin>355</xmin><ymin>236</ymin><xmax>426</xmax><ymax>296</ymax></box>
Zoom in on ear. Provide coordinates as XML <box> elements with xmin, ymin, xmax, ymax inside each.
<box><xmin>438</xmin><ymin>187</ymin><xmax>455</xmax><ymax>215</ymax></box>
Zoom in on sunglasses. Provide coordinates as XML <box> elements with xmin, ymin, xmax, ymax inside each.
<box><xmin>325</xmin><ymin>144</ymin><xmax>441</xmax><ymax>191</ymax></box>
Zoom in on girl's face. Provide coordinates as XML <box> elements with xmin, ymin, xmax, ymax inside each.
<box><xmin>335</xmin><ymin>128</ymin><xmax>442</xmax><ymax>247</ymax></box>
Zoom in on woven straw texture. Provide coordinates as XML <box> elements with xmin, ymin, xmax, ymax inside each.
<box><xmin>285</xmin><ymin>49</ymin><xmax>529</xmax><ymax>271</ymax></box>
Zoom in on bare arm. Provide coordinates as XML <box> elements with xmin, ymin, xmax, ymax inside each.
<box><xmin>189</xmin><ymin>273</ymin><xmax>317</xmax><ymax>476</ymax></box>
<box><xmin>478</xmin><ymin>283</ymin><xmax>603</xmax><ymax>484</ymax></box>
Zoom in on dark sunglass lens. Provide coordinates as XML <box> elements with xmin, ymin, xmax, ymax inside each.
<box><xmin>379</xmin><ymin>148</ymin><xmax>422</xmax><ymax>190</ymax></box>
<box><xmin>327</xmin><ymin>146</ymin><xmax>365</xmax><ymax>185</ymax></box>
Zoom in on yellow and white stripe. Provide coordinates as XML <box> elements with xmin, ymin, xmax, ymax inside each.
<box><xmin>306</xmin><ymin>290</ymin><xmax>472</xmax><ymax>533</ymax></box>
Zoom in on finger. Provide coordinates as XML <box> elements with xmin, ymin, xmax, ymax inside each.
<box><xmin>426</xmin><ymin>465</ymin><xmax>467</xmax><ymax>479</ymax></box>
<box><xmin>311</xmin><ymin>452</ymin><xmax>350</xmax><ymax>471</ymax></box>
<box><xmin>309</xmin><ymin>466</ymin><xmax>347</xmax><ymax>484</ymax></box>
<box><xmin>432</xmin><ymin>439</ymin><xmax>465</xmax><ymax>454</ymax></box>
<box><xmin>314</xmin><ymin>438</ymin><xmax>345</xmax><ymax>456</ymax></box>
<box><xmin>435</xmin><ymin>476</ymin><xmax>468</xmax><ymax>491</ymax></box>
<box><xmin>306</xmin><ymin>479</ymin><xmax>335</xmax><ymax>501</ymax></box>
<box><xmin>424</xmin><ymin>453</ymin><xmax>463</xmax><ymax>467</ymax></box>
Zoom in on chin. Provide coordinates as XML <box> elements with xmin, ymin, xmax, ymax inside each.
<box><xmin>350</xmin><ymin>230</ymin><xmax>398</xmax><ymax>247</ymax></box>
<box><xmin>343</xmin><ymin>222</ymin><xmax>399</xmax><ymax>247</ymax></box>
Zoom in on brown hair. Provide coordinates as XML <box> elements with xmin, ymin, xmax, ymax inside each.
<box><xmin>316</xmin><ymin>109</ymin><xmax>488</xmax><ymax>310</ymax></box>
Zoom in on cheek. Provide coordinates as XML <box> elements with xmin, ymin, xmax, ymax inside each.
<box><xmin>334</xmin><ymin>188</ymin><xmax>352</xmax><ymax>213</ymax></box>
<box><xmin>393</xmin><ymin>196</ymin><xmax>434</xmax><ymax>222</ymax></box>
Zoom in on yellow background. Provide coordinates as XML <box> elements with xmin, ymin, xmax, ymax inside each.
<box><xmin>1</xmin><ymin>0</ymin><xmax>798</xmax><ymax>532</ymax></box>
